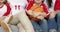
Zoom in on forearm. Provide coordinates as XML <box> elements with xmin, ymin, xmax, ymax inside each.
<box><xmin>26</xmin><ymin>10</ymin><xmax>33</xmax><ymax>16</ymax></box>
<box><xmin>27</xmin><ymin>10</ymin><xmax>42</xmax><ymax>18</ymax></box>
<box><xmin>0</xmin><ymin>16</ymin><xmax>6</xmax><ymax>21</ymax></box>
<box><xmin>1</xmin><ymin>20</ymin><xmax>12</xmax><ymax>32</ymax></box>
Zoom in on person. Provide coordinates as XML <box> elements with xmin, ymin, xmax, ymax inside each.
<box><xmin>0</xmin><ymin>0</ymin><xmax>19</xmax><ymax>32</ymax></box>
<box><xmin>7</xmin><ymin>0</ymin><xmax>35</xmax><ymax>32</ymax></box>
<box><xmin>0</xmin><ymin>0</ymin><xmax>12</xmax><ymax>32</ymax></box>
<box><xmin>46</xmin><ymin>0</ymin><xmax>60</xmax><ymax>32</ymax></box>
<box><xmin>54</xmin><ymin>0</ymin><xmax>60</xmax><ymax>32</ymax></box>
<box><xmin>26</xmin><ymin>0</ymin><xmax>49</xmax><ymax>32</ymax></box>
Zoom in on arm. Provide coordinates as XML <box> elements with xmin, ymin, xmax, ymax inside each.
<box><xmin>26</xmin><ymin>10</ymin><xmax>42</xmax><ymax>17</ymax></box>
<box><xmin>0</xmin><ymin>16</ymin><xmax>6</xmax><ymax>21</ymax></box>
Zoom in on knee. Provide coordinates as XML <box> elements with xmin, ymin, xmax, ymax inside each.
<box><xmin>40</xmin><ymin>19</ymin><xmax>47</xmax><ymax>25</ymax></box>
<box><xmin>42</xmin><ymin>19</ymin><xmax>47</xmax><ymax>23</ymax></box>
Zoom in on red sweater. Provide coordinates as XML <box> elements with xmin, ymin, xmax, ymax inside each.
<box><xmin>26</xmin><ymin>1</ymin><xmax>49</xmax><ymax>21</ymax></box>
<box><xmin>27</xmin><ymin>1</ymin><xmax>49</xmax><ymax>14</ymax></box>
<box><xmin>54</xmin><ymin>0</ymin><xmax>60</xmax><ymax>11</ymax></box>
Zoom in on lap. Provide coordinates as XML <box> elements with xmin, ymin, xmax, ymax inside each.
<box><xmin>10</xmin><ymin>14</ymin><xmax>19</xmax><ymax>25</ymax></box>
<box><xmin>31</xmin><ymin>20</ymin><xmax>42</xmax><ymax>32</ymax></box>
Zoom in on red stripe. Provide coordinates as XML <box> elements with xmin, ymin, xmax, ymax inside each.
<box><xmin>41</xmin><ymin>3</ymin><xmax>49</xmax><ymax>14</ymax></box>
<box><xmin>26</xmin><ymin>1</ymin><xmax>34</xmax><ymax>10</ymax></box>
<box><xmin>27</xmin><ymin>1</ymin><xmax>49</xmax><ymax>14</ymax></box>
<box><xmin>3</xmin><ymin>3</ymin><xmax>11</xmax><ymax>16</ymax></box>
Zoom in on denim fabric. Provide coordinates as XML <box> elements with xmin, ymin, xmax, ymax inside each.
<box><xmin>57</xmin><ymin>13</ymin><xmax>60</xmax><ymax>28</ymax></box>
<box><xmin>57</xmin><ymin>13</ymin><xmax>60</xmax><ymax>32</ymax></box>
<box><xmin>31</xmin><ymin>19</ymin><xmax>48</xmax><ymax>32</ymax></box>
<box><xmin>48</xmin><ymin>18</ymin><xmax>57</xmax><ymax>30</ymax></box>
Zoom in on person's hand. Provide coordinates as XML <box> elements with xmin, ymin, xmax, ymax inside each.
<box><xmin>26</xmin><ymin>10</ymin><xmax>33</xmax><ymax>16</ymax></box>
<box><xmin>33</xmin><ymin>11</ymin><xmax>42</xmax><ymax>17</ymax></box>
<box><xmin>37</xmin><ymin>15</ymin><xmax>44</xmax><ymax>20</ymax></box>
<box><xmin>54</xmin><ymin>10</ymin><xmax>60</xmax><ymax>15</ymax></box>
<box><xmin>27</xmin><ymin>10</ymin><xmax>42</xmax><ymax>17</ymax></box>
<box><xmin>49</xmin><ymin>12</ymin><xmax>56</xmax><ymax>18</ymax></box>
<box><xmin>41</xmin><ymin>12</ymin><xmax>47</xmax><ymax>17</ymax></box>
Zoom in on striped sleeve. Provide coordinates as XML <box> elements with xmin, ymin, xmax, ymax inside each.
<box><xmin>3</xmin><ymin>3</ymin><xmax>11</xmax><ymax>16</ymax></box>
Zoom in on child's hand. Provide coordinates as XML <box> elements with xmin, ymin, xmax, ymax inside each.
<box><xmin>41</xmin><ymin>12</ymin><xmax>47</xmax><ymax>17</ymax></box>
<box><xmin>27</xmin><ymin>10</ymin><xmax>42</xmax><ymax>17</ymax></box>
<box><xmin>37</xmin><ymin>15</ymin><xmax>44</xmax><ymax>20</ymax></box>
<box><xmin>27</xmin><ymin>10</ymin><xmax>33</xmax><ymax>16</ymax></box>
<box><xmin>33</xmin><ymin>11</ymin><xmax>42</xmax><ymax>17</ymax></box>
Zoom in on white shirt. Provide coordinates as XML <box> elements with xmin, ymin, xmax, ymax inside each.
<box><xmin>8</xmin><ymin>0</ymin><xmax>28</xmax><ymax>15</ymax></box>
<box><xmin>0</xmin><ymin>5</ymin><xmax>11</xmax><ymax>23</ymax></box>
<box><xmin>0</xmin><ymin>5</ymin><xmax>7</xmax><ymax>17</ymax></box>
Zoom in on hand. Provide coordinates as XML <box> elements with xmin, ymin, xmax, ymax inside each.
<box><xmin>27</xmin><ymin>10</ymin><xmax>42</xmax><ymax>17</ymax></box>
<box><xmin>26</xmin><ymin>10</ymin><xmax>33</xmax><ymax>16</ymax></box>
<box><xmin>55</xmin><ymin>10</ymin><xmax>60</xmax><ymax>15</ymax></box>
<box><xmin>41</xmin><ymin>12</ymin><xmax>47</xmax><ymax>17</ymax></box>
<box><xmin>37</xmin><ymin>15</ymin><xmax>44</xmax><ymax>20</ymax></box>
<box><xmin>49</xmin><ymin>12</ymin><xmax>56</xmax><ymax>18</ymax></box>
<box><xmin>33</xmin><ymin>11</ymin><xmax>42</xmax><ymax>17</ymax></box>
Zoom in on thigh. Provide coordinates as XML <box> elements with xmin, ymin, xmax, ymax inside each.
<box><xmin>39</xmin><ymin>19</ymin><xmax>48</xmax><ymax>28</ymax></box>
<box><xmin>10</xmin><ymin>14</ymin><xmax>19</xmax><ymax>25</ymax></box>
<box><xmin>57</xmin><ymin>13</ymin><xmax>60</xmax><ymax>32</ymax></box>
<box><xmin>39</xmin><ymin>19</ymin><xmax>48</xmax><ymax>32</ymax></box>
<box><xmin>31</xmin><ymin>20</ymin><xmax>42</xmax><ymax>32</ymax></box>
<box><xmin>48</xmin><ymin>18</ymin><xmax>57</xmax><ymax>29</ymax></box>
<box><xmin>18</xmin><ymin>11</ymin><xmax>35</xmax><ymax>32</ymax></box>
<box><xmin>57</xmin><ymin>13</ymin><xmax>60</xmax><ymax>27</ymax></box>
<box><xmin>17</xmin><ymin>23</ymin><xmax>25</xmax><ymax>32</ymax></box>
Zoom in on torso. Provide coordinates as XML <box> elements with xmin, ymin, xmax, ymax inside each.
<box><xmin>8</xmin><ymin>0</ymin><xmax>28</xmax><ymax>15</ymax></box>
<box><xmin>27</xmin><ymin>1</ymin><xmax>49</xmax><ymax>21</ymax></box>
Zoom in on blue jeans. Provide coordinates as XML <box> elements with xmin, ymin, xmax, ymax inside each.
<box><xmin>57</xmin><ymin>13</ymin><xmax>60</xmax><ymax>32</ymax></box>
<box><xmin>48</xmin><ymin>18</ymin><xmax>57</xmax><ymax>30</ymax></box>
<box><xmin>48</xmin><ymin>13</ymin><xmax>60</xmax><ymax>32</ymax></box>
<box><xmin>31</xmin><ymin>19</ymin><xmax>48</xmax><ymax>32</ymax></box>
